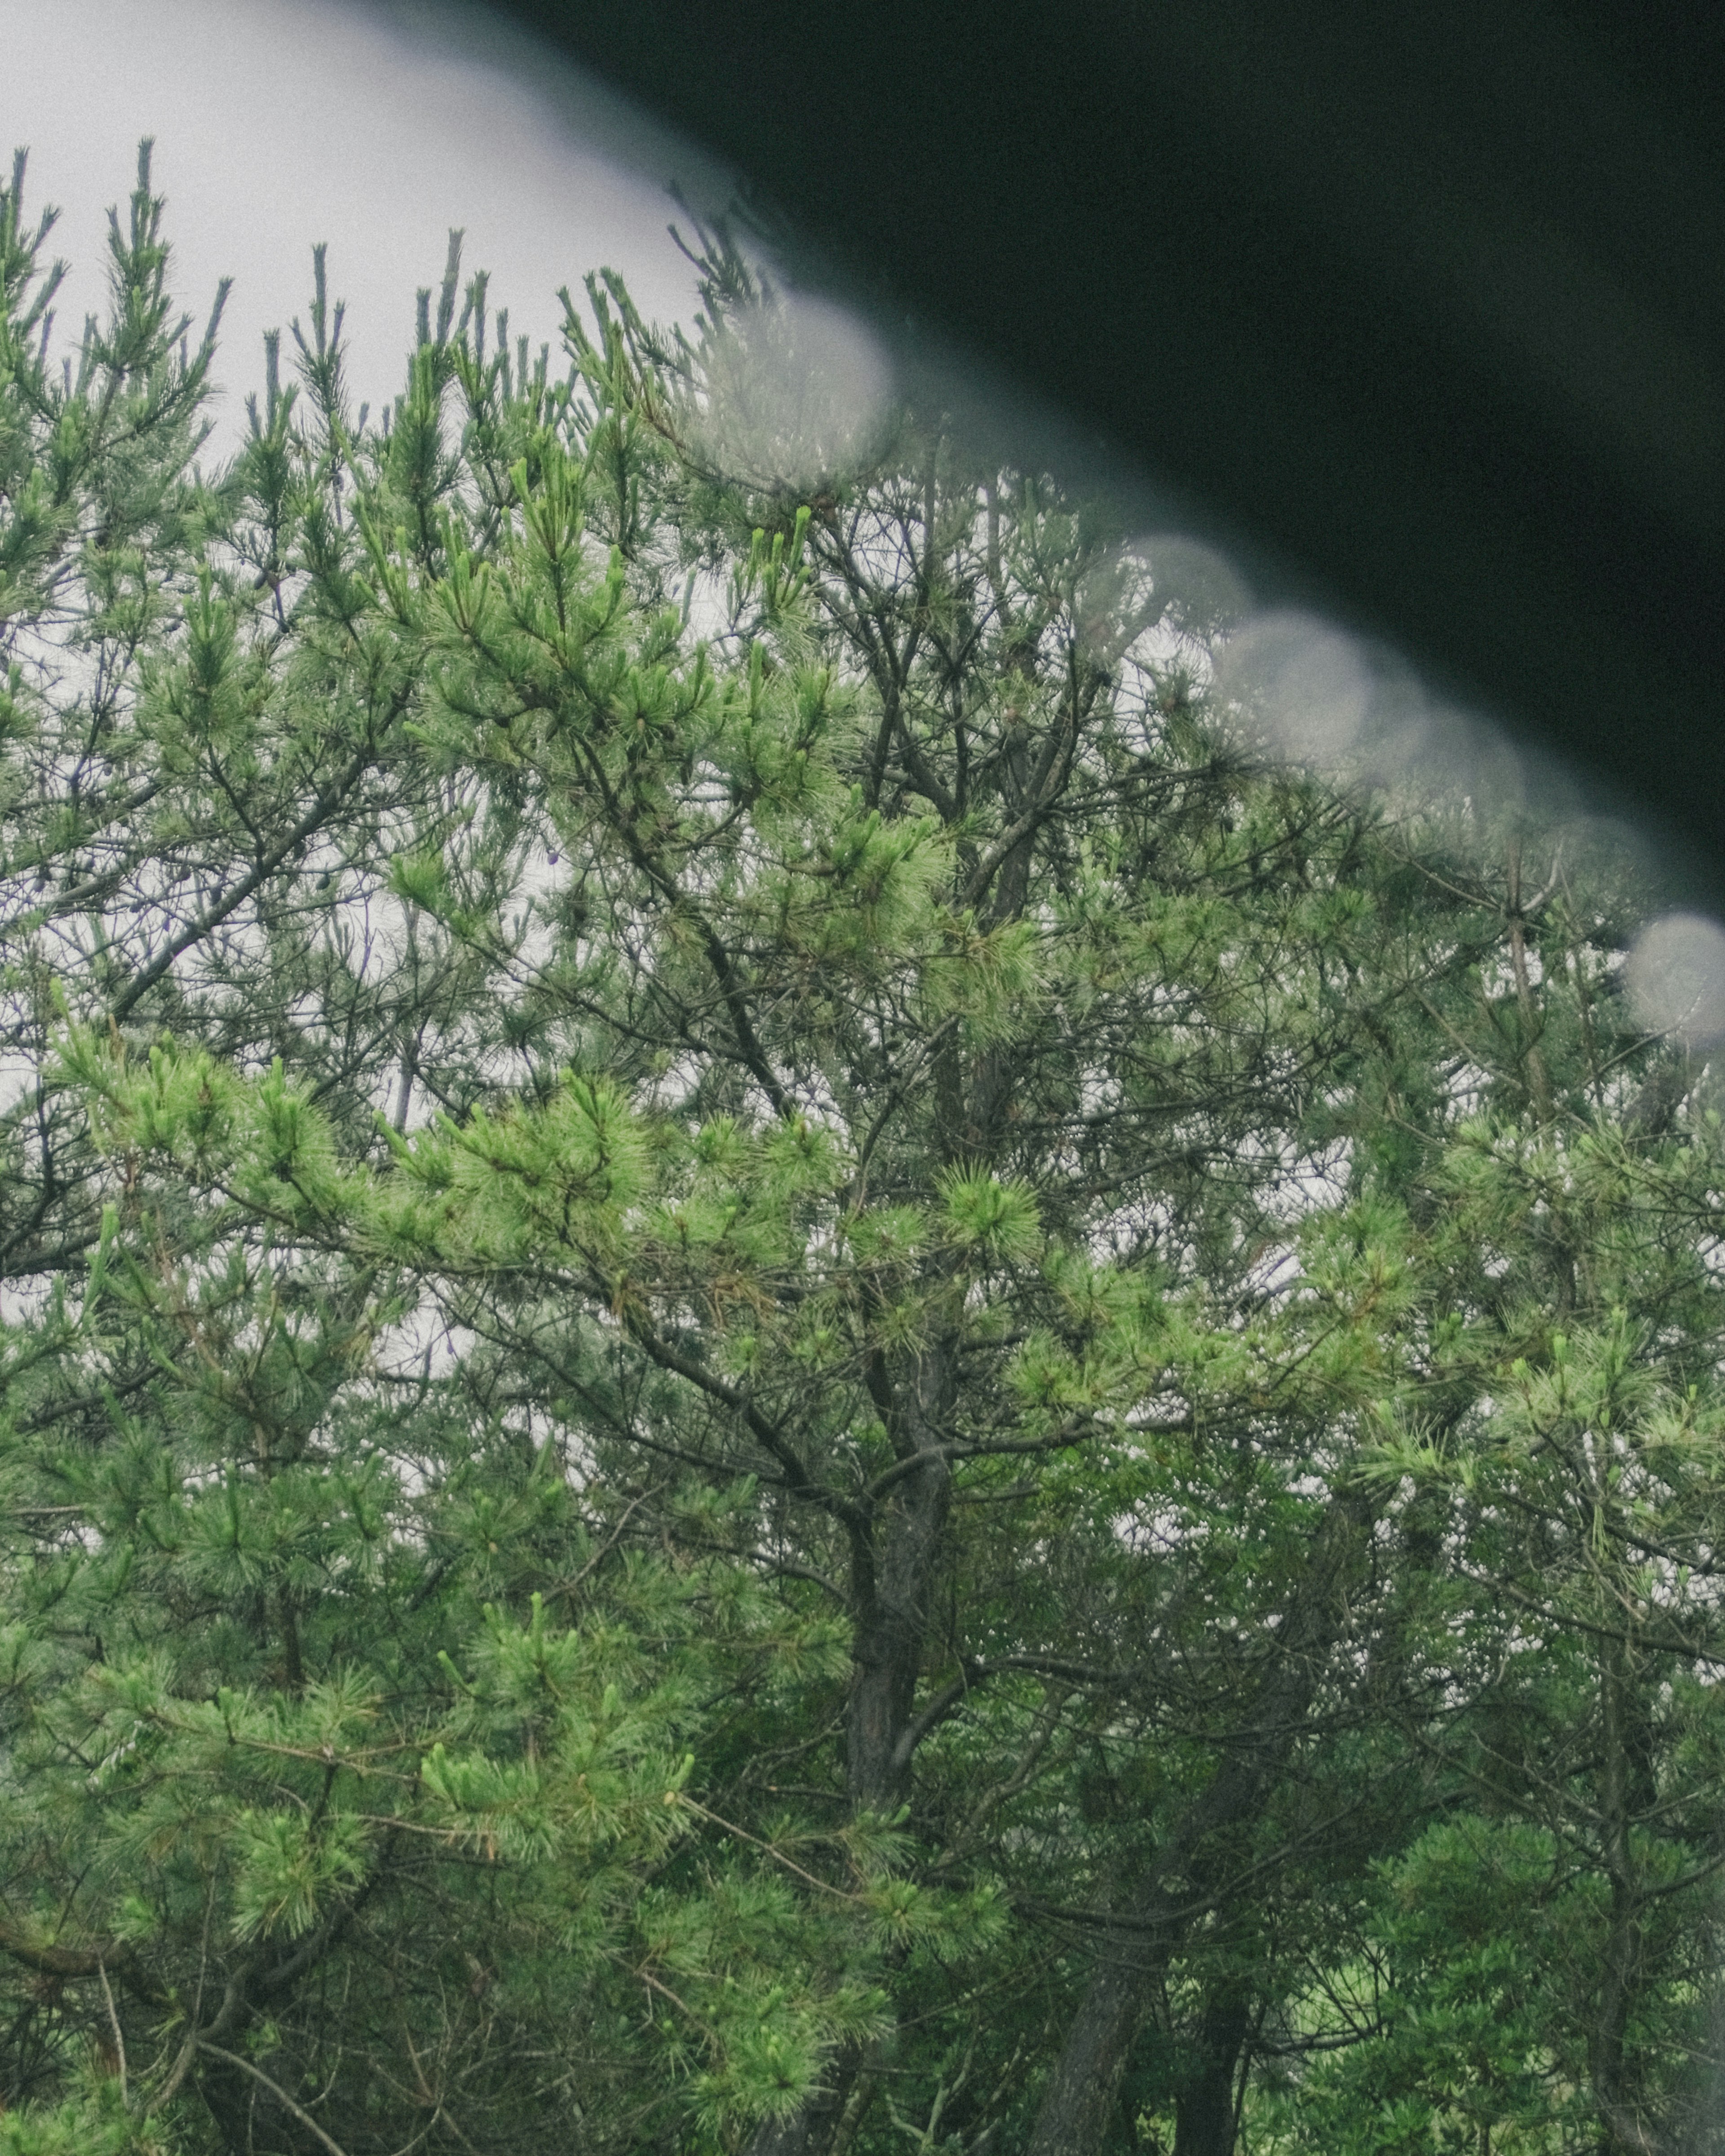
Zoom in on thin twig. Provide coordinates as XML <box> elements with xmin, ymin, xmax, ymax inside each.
<box><xmin>674</xmin><ymin>1795</ymin><xmax>864</xmax><ymax>1902</ymax></box>
<box><xmin>96</xmin><ymin>1958</ymin><xmax>128</xmax><ymax>2109</ymax></box>
<box><xmin>197</xmin><ymin>2041</ymin><xmax>352</xmax><ymax>2156</ymax></box>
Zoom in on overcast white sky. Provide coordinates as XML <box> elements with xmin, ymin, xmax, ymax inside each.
<box><xmin>0</xmin><ymin>0</ymin><xmax>727</xmax><ymax>441</ymax></box>
<box><xmin>0</xmin><ymin>0</ymin><xmax>1703</xmax><ymax>975</ymax></box>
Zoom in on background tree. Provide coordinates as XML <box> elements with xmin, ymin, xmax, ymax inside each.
<box><xmin>1248</xmin><ymin>836</ymin><xmax>1725</xmax><ymax>2156</ymax></box>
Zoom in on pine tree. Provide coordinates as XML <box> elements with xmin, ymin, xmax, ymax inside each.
<box><xmin>1256</xmin><ymin>834</ymin><xmax>1725</xmax><ymax>2156</ymax></box>
<box><xmin>4</xmin><ymin>144</ymin><xmax>1721</xmax><ymax>2156</ymax></box>
<box><xmin>1</xmin><ymin>151</ymin><xmax>890</xmax><ymax>2156</ymax></box>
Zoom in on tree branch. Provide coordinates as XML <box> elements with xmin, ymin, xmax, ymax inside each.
<box><xmin>623</xmin><ymin>1316</ymin><xmax>869</xmax><ymax>1535</ymax></box>
<box><xmin>196</xmin><ymin>2041</ymin><xmax>353</xmax><ymax>2156</ymax></box>
<box><xmin>109</xmin><ymin>719</ymin><xmax>398</xmax><ymax>1021</ymax></box>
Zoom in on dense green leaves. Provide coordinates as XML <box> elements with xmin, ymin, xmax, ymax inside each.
<box><xmin>4</xmin><ymin>144</ymin><xmax>1725</xmax><ymax>2156</ymax></box>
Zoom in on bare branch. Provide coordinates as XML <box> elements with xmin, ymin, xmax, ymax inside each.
<box><xmin>197</xmin><ymin>2041</ymin><xmax>353</xmax><ymax>2156</ymax></box>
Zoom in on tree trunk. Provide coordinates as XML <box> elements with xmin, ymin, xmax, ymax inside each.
<box><xmin>1592</xmin><ymin>1626</ymin><xmax>1653</xmax><ymax>2155</ymax></box>
<box><xmin>743</xmin><ymin>1348</ymin><xmax>956</xmax><ymax>2156</ymax></box>
<box><xmin>1026</xmin><ymin>1493</ymin><xmax>1371</xmax><ymax>2156</ymax></box>
<box><xmin>1030</xmin><ymin>1932</ymin><xmax>1165</xmax><ymax>2156</ymax></box>
<box><xmin>1173</xmin><ymin>1988</ymin><xmax>1252</xmax><ymax>2156</ymax></box>
<box><xmin>847</xmin><ymin>1440</ymin><xmax>952</xmax><ymax>1811</ymax></box>
<box><xmin>741</xmin><ymin>824</ymin><xmax>1036</xmax><ymax>2155</ymax></box>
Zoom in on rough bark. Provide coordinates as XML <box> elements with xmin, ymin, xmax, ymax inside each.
<box><xmin>1173</xmin><ymin>1987</ymin><xmax>1252</xmax><ymax>2156</ymax></box>
<box><xmin>1033</xmin><ymin>1934</ymin><xmax>1164</xmax><ymax>2156</ymax></box>
<box><xmin>848</xmin><ymin>1339</ymin><xmax>956</xmax><ymax>1811</ymax></box>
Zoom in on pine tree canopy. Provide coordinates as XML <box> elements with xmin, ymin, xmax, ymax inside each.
<box><xmin>5</xmin><ymin>142</ymin><xmax>1725</xmax><ymax>2156</ymax></box>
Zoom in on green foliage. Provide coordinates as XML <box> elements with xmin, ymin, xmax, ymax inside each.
<box><xmin>3</xmin><ymin>142</ymin><xmax>1723</xmax><ymax>2156</ymax></box>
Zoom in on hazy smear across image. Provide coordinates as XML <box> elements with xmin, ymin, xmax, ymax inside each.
<box><xmin>1625</xmin><ymin>910</ymin><xmax>1725</xmax><ymax>1046</ymax></box>
<box><xmin>3</xmin><ymin>0</ymin><xmax>1713</xmax><ymax>980</ymax></box>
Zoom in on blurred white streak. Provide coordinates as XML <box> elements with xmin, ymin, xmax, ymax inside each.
<box><xmin>1625</xmin><ymin>911</ymin><xmax>1725</xmax><ymax>1045</ymax></box>
<box><xmin>1217</xmin><ymin>609</ymin><xmax>1372</xmax><ymax>769</ymax></box>
<box><xmin>691</xmin><ymin>288</ymin><xmax>894</xmax><ymax>490</ymax></box>
<box><xmin>1141</xmin><ymin>534</ymin><xmax>1252</xmax><ymax>642</ymax></box>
